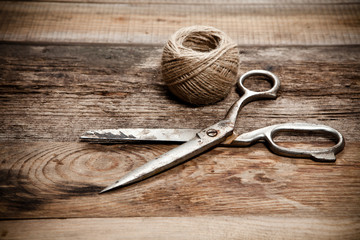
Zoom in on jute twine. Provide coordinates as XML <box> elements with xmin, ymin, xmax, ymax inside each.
<box><xmin>161</xmin><ymin>26</ymin><xmax>240</xmax><ymax>105</ymax></box>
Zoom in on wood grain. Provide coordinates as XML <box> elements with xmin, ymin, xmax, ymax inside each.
<box><xmin>0</xmin><ymin>1</ymin><xmax>359</xmax><ymax>45</ymax></box>
<box><xmin>0</xmin><ymin>141</ymin><xmax>359</xmax><ymax>219</ymax></box>
<box><xmin>1</xmin><ymin>216</ymin><xmax>359</xmax><ymax>240</ymax></box>
<box><xmin>14</xmin><ymin>0</ymin><xmax>358</xmax><ymax>4</ymax></box>
<box><xmin>1</xmin><ymin>1</ymin><xmax>360</xmax><ymax>238</ymax></box>
<box><xmin>0</xmin><ymin>44</ymin><xmax>359</xmax><ymax>142</ymax></box>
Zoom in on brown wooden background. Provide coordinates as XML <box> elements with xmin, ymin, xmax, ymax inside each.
<box><xmin>0</xmin><ymin>0</ymin><xmax>359</xmax><ymax>239</ymax></box>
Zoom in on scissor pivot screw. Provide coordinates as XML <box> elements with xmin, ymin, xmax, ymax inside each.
<box><xmin>206</xmin><ymin>129</ymin><xmax>218</xmax><ymax>137</ymax></box>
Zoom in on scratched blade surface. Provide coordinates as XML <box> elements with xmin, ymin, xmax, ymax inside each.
<box><xmin>99</xmin><ymin>120</ymin><xmax>234</xmax><ymax>193</ymax></box>
<box><xmin>100</xmin><ymin>136</ymin><xmax>204</xmax><ymax>192</ymax></box>
<box><xmin>80</xmin><ymin>128</ymin><xmax>200</xmax><ymax>143</ymax></box>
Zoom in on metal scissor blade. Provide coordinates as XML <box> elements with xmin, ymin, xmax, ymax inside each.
<box><xmin>99</xmin><ymin>120</ymin><xmax>233</xmax><ymax>193</ymax></box>
<box><xmin>100</xmin><ymin>137</ymin><xmax>200</xmax><ymax>193</ymax></box>
<box><xmin>80</xmin><ymin>128</ymin><xmax>199</xmax><ymax>143</ymax></box>
<box><xmin>80</xmin><ymin>128</ymin><xmax>246</xmax><ymax>146</ymax></box>
<box><xmin>100</xmin><ymin>137</ymin><xmax>208</xmax><ymax>193</ymax></box>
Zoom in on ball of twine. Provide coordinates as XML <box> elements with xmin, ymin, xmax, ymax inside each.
<box><xmin>161</xmin><ymin>26</ymin><xmax>240</xmax><ymax>105</ymax></box>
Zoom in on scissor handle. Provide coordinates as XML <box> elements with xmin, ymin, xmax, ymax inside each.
<box><xmin>224</xmin><ymin>70</ymin><xmax>281</xmax><ymax>126</ymax></box>
<box><xmin>233</xmin><ymin>123</ymin><xmax>345</xmax><ymax>162</ymax></box>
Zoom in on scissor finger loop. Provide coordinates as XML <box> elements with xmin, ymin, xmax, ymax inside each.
<box><xmin>238</xmin><ymin>70</ymin><xmax>281</xmax><ymax>99</ymax></box>
<box><xmin>266</xmin><ymin>123</ymin><xmax>345</xmax><ymax>162</ymax></box>
<box><xmin>231</xmin><ymin>122</ymin><xmax>345</xmax><ymax>162</ymax></box>
<box><xmin>225</xmin><ymin>70</ymin><xmax>281</xmax><ymax>125</ymax></box>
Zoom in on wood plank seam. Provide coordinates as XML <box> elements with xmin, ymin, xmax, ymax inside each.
<box><xmin>0</xmin><ymin>2</ymin><xmax>359</xmax><ymax>45</ymax></box>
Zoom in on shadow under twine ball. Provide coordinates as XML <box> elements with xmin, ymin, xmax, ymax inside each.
<box><xmin>161</xmin><ymin>26</ymin><xmax>240</xmax><ymax>105</ymax></box>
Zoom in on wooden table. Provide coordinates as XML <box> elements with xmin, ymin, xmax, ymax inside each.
<box><xmin>0</xmin><ymin>1</ymin><xmax>359</xmax><ymax>239</ymax></box>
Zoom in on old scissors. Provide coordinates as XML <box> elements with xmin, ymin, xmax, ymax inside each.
<box><xmin>81</xmin><ymin>70</ymin><xmax>345</xmax><ymax>193</ymax></box>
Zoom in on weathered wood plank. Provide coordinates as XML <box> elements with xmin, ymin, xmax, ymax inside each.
<box><xmin>0</xmin><ymin>1</ymin><xmax>358</xmax><ymax>238</ymax></box>
<box><xmin>1</xmin><ymin>216</ymin><xmax>359</xmax><ymax>240</ymax></box>
<box><xmin>11</xmin><ymin>0</ymin><xmax>357</xmax><ymax>4</ymax></box>
<box><xmin>0</xmin><ymin>44</ymin><xmax>359</xmax><ymax>142</ymax></box>
<box><xmin>0</xmin><ymin>1</ymin><xmax>359</xmax><ymax>45</ymax></box>
<box><xmin>0</xmin><ymin>141</ymin><xmax>359</xmax><ymax>219</ymax></box>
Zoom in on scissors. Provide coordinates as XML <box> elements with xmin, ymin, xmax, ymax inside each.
<box><xmin>80</xmin><ymin>70</ymin><xmax>345</xmax><ymax>193</ymax></box>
